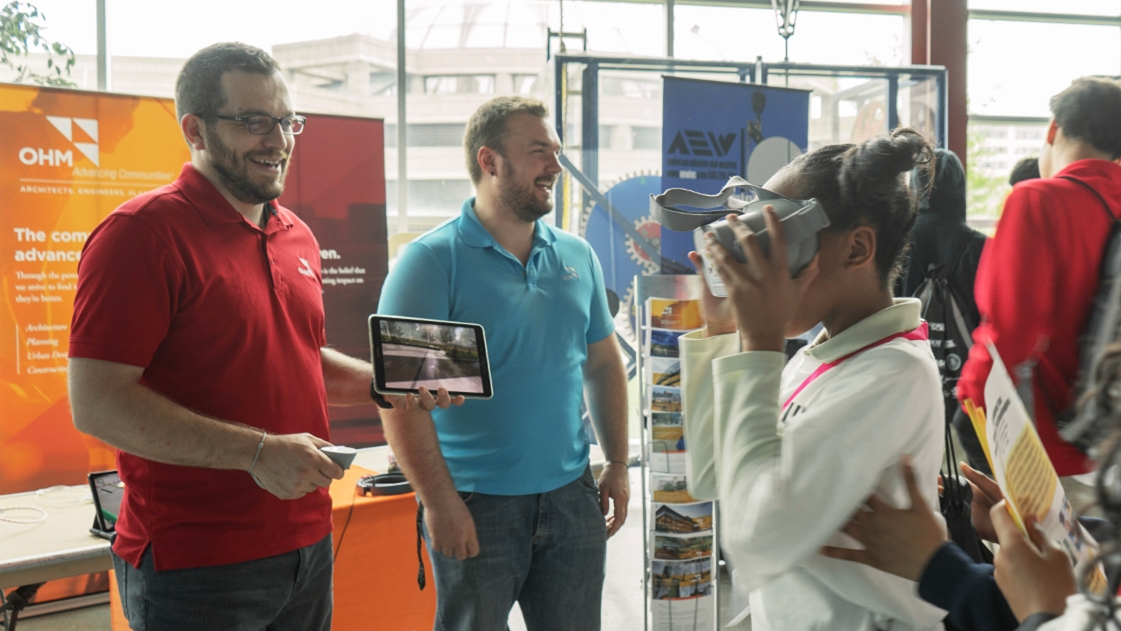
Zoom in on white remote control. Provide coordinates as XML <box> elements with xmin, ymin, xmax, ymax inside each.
<box><xmin>321</xmin><ymin>446</ymin><xmax>357</xmax><ymax>470</ymax></box>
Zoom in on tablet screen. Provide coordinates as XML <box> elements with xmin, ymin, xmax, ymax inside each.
<box><xmin>88</xmin><ymin>470</ymin><xmax>124</xmax><ymax>531</ymax></box>
<box><xmin>369</xmin><ymin>315</ymin><xmax>493</xmax><ymax>399</ymax></box>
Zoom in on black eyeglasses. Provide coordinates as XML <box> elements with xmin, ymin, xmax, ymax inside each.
<box><xmin>207</xmin><ymin>114</ymin><xmax>306</xmax><ymax>136</ymax></box>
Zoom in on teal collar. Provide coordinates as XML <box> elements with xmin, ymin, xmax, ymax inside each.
<box><xmin>457</xmin><ymin>197</ymin><xmax>556</xmax><ymax>251</ymax></box>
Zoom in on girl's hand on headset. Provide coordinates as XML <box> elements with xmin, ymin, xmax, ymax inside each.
<box><xmin>705</xmin><ymin>207</ymin><xmax>819</xmax><ymax>353</ymax></box>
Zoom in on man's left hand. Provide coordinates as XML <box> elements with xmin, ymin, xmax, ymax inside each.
<box><xmin>598</xmin><ymin>462</ymin><xmax>630</xmax><ymax>538</ymax></box>
<box><xmin>820</xmin><ymin>456</ymin><xmax>946</xmax><ymax>581</ymax></box>
<box><xmin>991</xmin><ymin>500</ymin><xmax>1076</xmax><ymax>621</ymax></box>
<box><xmin>384</xmin><ymin>386</ymin><xmax>465</xmax><ymax>413</ymax></box>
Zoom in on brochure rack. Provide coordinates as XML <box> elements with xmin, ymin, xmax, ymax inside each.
<box><xmin>636</xmin><ymin>275</ymin><xmax>719</xmax><ymax>631</ymax></box>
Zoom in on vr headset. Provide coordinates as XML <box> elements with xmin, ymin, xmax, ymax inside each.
<box><xmin>650</xmin><ymin>176</ymin><xmax>831</xmax><ymax>297</ymax></box>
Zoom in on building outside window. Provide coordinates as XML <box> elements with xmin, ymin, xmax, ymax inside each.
<box><xmin>966</xmin><ymin>0</ymin><xmax>1121</xmax><ymax>218</ymax></box>
<box><xmin>11</xmin><ymin>0</ymin><xmax>1121</xmax><ymax>228</ymax></box>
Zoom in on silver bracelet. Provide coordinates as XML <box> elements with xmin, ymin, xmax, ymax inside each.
<box><xmin>247</xmin><ymin>429</ymin><xmax>267</xmax><ymax>488</ymax></box>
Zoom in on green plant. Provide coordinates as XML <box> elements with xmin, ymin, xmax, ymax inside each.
<box><xmin>965</xmin><ymin>124</ymin><xmax>1010</xmax><ymax>219</ymax></box>
<box><xmin>1</xmin><ymin>1</ymin><xmax>75</xmax><ymax>87</ymax></box>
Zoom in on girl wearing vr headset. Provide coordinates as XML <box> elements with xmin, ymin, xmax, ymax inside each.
<box><xmin>681</xmin><ymin>128</ymin><xmax>947</xmax><ymax>630</ymax></box>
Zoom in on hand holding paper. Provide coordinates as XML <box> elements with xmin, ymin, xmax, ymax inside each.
<box><xmin>991</xmin><ymin>500</ymin><xmax>1078</xmax><ymax>621</ymax></box>
<box><xmin>963</xmin><ymin>343</ymin><xmax>1106</xmax><ymax>593</ymax></box>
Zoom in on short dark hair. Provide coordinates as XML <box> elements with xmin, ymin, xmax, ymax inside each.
<box><xmin>784</xmin><ymin>128</ymin><xmax>934</xmax><ymax>288</ymax></box>
<box><xmin>1009</xmin><ymin>156</ymin><xmax>1040</xmax><ymax>186</ymax></box>
<box><xmin>463</xmin><ymin>96</ymin><xmax>549</xmax><ymax>184</ymax></box>
<box><xmin>175</xmin><ymin>43</ymin><xmax>281</xmax><ymax>121</ymax></box>
<box><xmin>1050</xmin><ymin>77</ymin><xmax>1121</xmax><ymax>160</ymax></box>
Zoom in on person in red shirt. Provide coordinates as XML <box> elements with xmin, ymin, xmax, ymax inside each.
<box><xmin>958</xmin><ymin>77</ymin><xmax>1121</xmax><ymax>499</ymax></box>
<box><xmin>67</xmin><ymin>43</ymin><xmax>401</xmax><ymax>630</ymax></box>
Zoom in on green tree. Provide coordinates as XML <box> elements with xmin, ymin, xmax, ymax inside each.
<box><xmin>965</xmin><ymin>124</ymin><xmax>1010</xmax><ymax>220</ymax></box>
<box><xmin>1</xmin><ymin>1</ymin><xmax>75</xmax><ymax>87</ymax></box>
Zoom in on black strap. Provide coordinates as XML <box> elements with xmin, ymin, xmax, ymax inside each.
<box><xmin>947</xmin><ymin>237</ymin><xmax>975</xmax><ymax>279</ymax></box>
<box><xmin>1041</xmin><ymin>176</ymin><xmax>1117</xmax><ymax>416</ymax></box>
<box><xmin>416</xmin><ymin>503</ymin><xmax>426</xmax><ymax>591</ymax></box>
<box><xmin>1059</xmin><ymin>175</ymin><xmax>1117</xmax><ymax>222</ymax></box>
<box><xmin>920</xmin><ymin>236</ymin><xmax>974</xmax><ymax>285</ymax></box>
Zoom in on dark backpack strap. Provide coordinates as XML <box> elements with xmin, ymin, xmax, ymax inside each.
<box><xmin>946</xmin><ymin>238</ymin><xmax>975</xmax><ymax>279</ymax></box>
<box><xmin>1036</xmin><ymin>177</ymin><xmax>1121</xmax><ymax>440</ymax></box>
<box><xmin>914</xmin><ymin>237</ymin><xmax>974</xmax><ymax>291</ymax></box>
<box><xmin>1059</xmin><ymin>175</ymin><xmax>1117</xmax><ymax>222</ymax></box>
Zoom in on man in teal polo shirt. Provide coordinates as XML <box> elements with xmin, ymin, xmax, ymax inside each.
<box><xmin>377</xmin><ymin>96</ymin><xmax>629</xmax><ymax>630</ymax></box>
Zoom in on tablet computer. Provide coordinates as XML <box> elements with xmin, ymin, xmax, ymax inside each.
<box><xmin>88</xmin><ymin>470</ymin><xmax>123</xmax><ymax>539</ymax></box>
<box><xmin>369</xmin><ymin>315</ymin><xmax>493</xmax><ymax>399</ymax></box>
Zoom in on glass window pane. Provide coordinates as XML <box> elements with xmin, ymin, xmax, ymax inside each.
<box><xmin>968</xmin><ymin>20</ymin><xmax>1121</xmax><ymax>116</ymax></box>
<box><xmin>0</xmin><ymin>0</ymin><xmax>98</xmax><ymax>89</ymax></box>
<box><xmin>553</xmin><ymin>1</ymin><xmax>665</xmax><ymax>57</ymax></box>
<box><xmin>9</xmin><ymin>0</ymin><xmax>97</xmax><ymax>53</ymax></box>
<box><xmin>425</xmin><ymin>76</ymin><xmax>457</xmax><ymax>94</ymax></box>
<box><xmin>103</xmin><ymin>0</ymin><xmax>394</xmax><ymax>58</ymax></box>
<box><xmin>969</xmin><ymin>0</ymin><xmax>1121</xmax><ymax>15</ymax></box>
<box><xmin>675</xmin><ymin>6</ymin><xmax>904</xmax><ymax>67</ymax></box>
<box><xmin>472</xmin><ymin>75</ymin><xmax>495</xmax><ymax>94</ymax></box>
<box><xmin>504</xmin><ymin>4</ymin><xmax>549</xmax><ymax>49</ymax></box>
<box><xmin>632</xmin><ymin>126</ymin><xmax>661</xmax><ymax>151</ymax></box>
<box><xmin>513</xmin><ymin>74</ymin><xmax>539</xmax><ymax>95</ymax></box>
<box><xmin>789</xmin><ymin>12</ymin><xmax>905</xmax><ymax>66</ymax></box>
<box><xmin>419</xmin><ymin>25</ymin><xmax>462</xmax><ymax>49</ymax></box>
<box><xmin>965</xmin><ymin>120</ymin><xmax>1048</xmax><ymax>218</ymax></box>
<box><xmin>465</xmin><ymin>24</ymin><xmax>506</xmax><ymax>48</ymax></box>
<box><xmin>675</xmin><ymin>6</ymin><xmax>785</xmax><ymax>61</ymax></box>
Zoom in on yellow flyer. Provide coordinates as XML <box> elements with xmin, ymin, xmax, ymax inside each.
<box><xmin>964</xmin><ymin>343</ymin><xmax>1106</xmax><ymax>593</ymax></box>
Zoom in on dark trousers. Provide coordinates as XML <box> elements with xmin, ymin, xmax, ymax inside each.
<box><xmin>112</xmin><ymin>534</ymin><xmax>333</xmax><ymax>631</ymax></box>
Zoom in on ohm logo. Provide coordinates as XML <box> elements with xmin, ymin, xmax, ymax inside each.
<box><xmin>19</xmin><ymin>116</ymin><xmax>100</xmax><ymax>167</ymax></box>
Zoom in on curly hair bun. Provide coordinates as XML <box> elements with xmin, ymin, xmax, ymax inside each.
<box><xmin>838</xmin><ymin>128</ymin><xmax>934</xmax><ymax>205</ymax></box>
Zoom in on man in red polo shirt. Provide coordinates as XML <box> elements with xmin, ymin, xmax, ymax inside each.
<box><xmin>958</xmin><ymin>77</ymin><xmax>1121</xmax><ymax>501</ymax></box>
<box><xmin>68</xmin><ymin>43</ymin><xmax>377</xmax><ymax>630</ymax></box>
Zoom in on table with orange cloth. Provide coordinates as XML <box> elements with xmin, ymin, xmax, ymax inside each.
<box><xmin>110</xmin><ymin>466</ymin><xmax>436</xmax><ymax>631</ymax></box>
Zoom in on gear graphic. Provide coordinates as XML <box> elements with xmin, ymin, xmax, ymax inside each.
<box><xmin>579</xmin><ymin>170</ymin><xmax>661</xmax><ymax>235</ymax></box>
<box><xmin>625</xmin><ymin>213</ymin><xmax>661</xmax><ymax>276</ymax></box>
<box><xmin>578</xmin><ymin>170</ymin><xmax>661</xmax><ymax>354</ymax></box>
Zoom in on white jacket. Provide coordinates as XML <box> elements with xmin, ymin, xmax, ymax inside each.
<box><xmin>681</xmin><ymin>298</ymin><xmax>947</xmax><ymax>631</ymax></box>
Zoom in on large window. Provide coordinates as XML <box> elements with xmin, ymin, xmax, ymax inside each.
<box><xmin>965</xmin><ymin>3</ymin><xmax>1121</xmax><ymax>218</ymax></box>
<box><xmin>968</xmin><ymin>20</ymin><xmax>1120</xmax><ymax>118</ymax></box>
<box><xmin>25</xmin><ymin>1</ymin><xmax>1121</xmax><ymax>228</ymax></box>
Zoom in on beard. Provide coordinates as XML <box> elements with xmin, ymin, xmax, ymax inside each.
<box><xmin>205</xmin><ymin>126</ymin><xmax>288</xmax><ymax>205</ymax></box>
<box><xmin>498</xmin><ymin>160</ymin><xmax>554</xmax><ymax>223</ymax></box>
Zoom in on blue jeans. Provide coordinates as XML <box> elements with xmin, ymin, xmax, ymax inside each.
<box><xmin>112</xmin><ymin>534</ymin><xmax>333</xmax><ymax>631</ymax></box>
<box><xmin>424</xmin><ymin>467</ymin><xmax>607</xmax><ymax>631</ymax></box>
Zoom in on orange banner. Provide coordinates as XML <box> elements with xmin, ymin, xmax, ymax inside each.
<box><xmin>0</xmin><ymin>84</ymin><xmax>189</xmax><ymax>494</ymax></box>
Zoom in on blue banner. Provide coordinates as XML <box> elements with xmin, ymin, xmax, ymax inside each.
<box><xmin>661</xmin><ymin>77</ymin><xmax>810</xmax><ymax>271</ymax></box>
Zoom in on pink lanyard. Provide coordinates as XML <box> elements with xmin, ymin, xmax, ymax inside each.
<box><xmin>782</xmin><ymin>323</ymin><xmax>930</xmax><ymax>410</ymax></box>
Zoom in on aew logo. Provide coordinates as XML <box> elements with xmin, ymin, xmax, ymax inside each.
<box><xmin>19</xmin><ymin>116</ymin><xmax>100</xmax><ymax>167</ymax></box>
<box><xmin>667</xmin><ymin>130</ymin><xmax>737</xmax><ymax>157</ymax></box>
